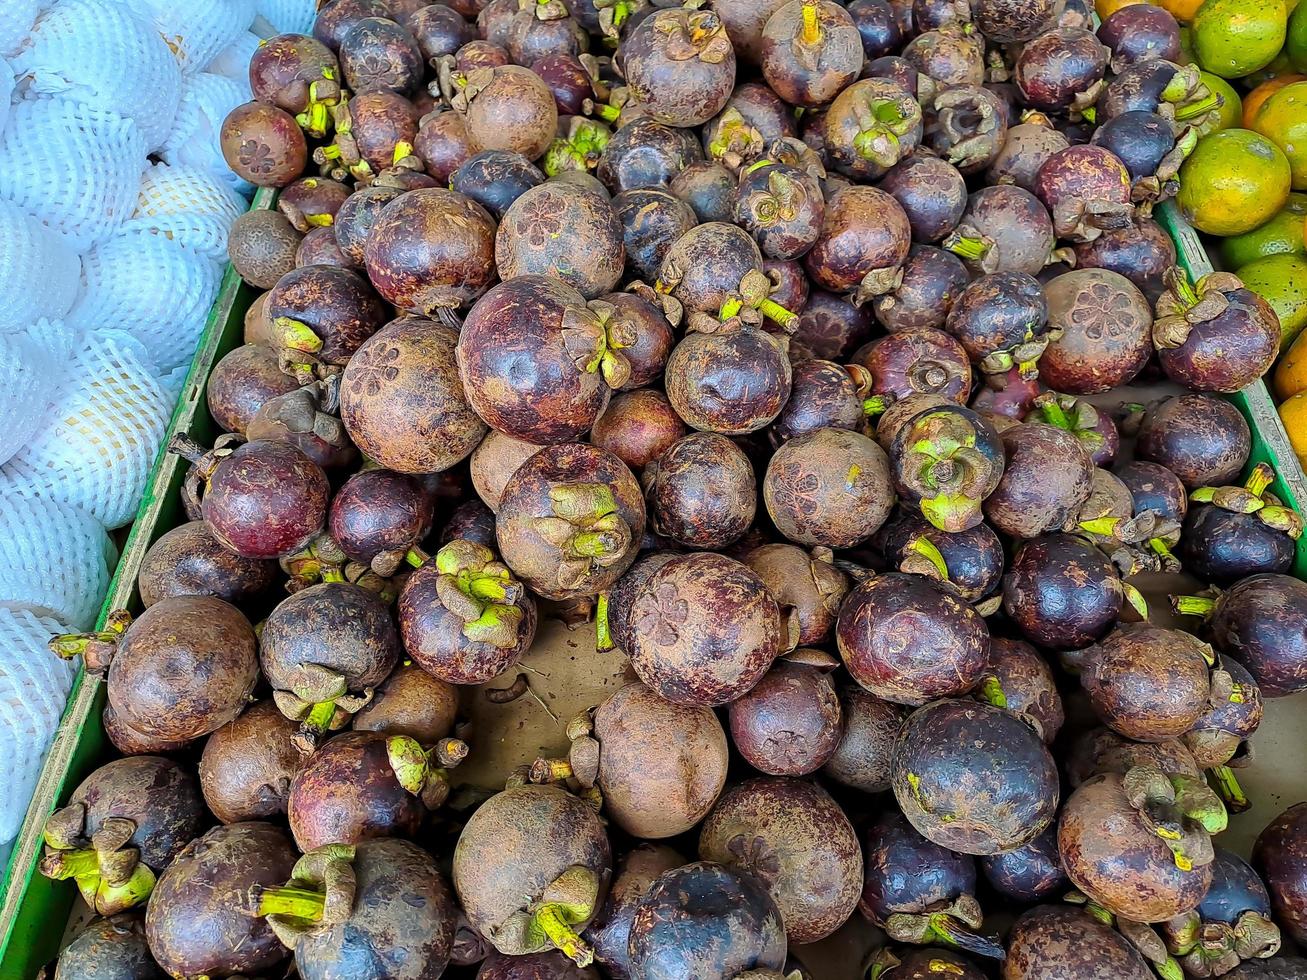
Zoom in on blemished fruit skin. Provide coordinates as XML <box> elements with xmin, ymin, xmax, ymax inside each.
<box><xmin>1253</xmin><ymin>81</ymin><xmax>1307</xmax><ymax>190</ymax></box>
<box><xmin>1178</xmin><ymin>129</ymin><xmax>1292</xmax><ymax>236</ymax></box>
<box><xmin>1192</xmin><ymin>0</ymin><xmax>1287</xmax><ymax>79</ymax></box>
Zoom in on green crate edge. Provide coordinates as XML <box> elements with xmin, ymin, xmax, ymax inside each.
<box><xmin>1155</xmin><ymin>203</ymin><xmax>1307</xmax><ymax>578</ymax></box>
<box><xmin>0</xmin><ymin>188</ymin><xmax>276</xmax><ymax>979</ymax></box>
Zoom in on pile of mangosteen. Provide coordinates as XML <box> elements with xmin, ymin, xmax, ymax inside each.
<box><xmin>40</xmin><ymin>0</ymin><xmax>1307</xmax><ymax>976</ymax></box>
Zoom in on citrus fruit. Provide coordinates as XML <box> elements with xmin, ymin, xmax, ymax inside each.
<box><xmin>1278</xmin><ymin>391</ymin><xmax>1307</xmax><ymax>468</ymax></box>
<box><xmin>1244</xmin><ymin>74</ymin><xmax>1307</xmax><ymax>128</ymax></box>
<box><xmin>1201</xmin><ymin>72</ymin><xmax>1244</xmax><ymax>131</ymax></box>
<box><xmin>1095</xmin><ymin>0</ymin><xmax>1147</xmax><ymax>19</ymax></box>
<box><xmin>1237</xmin><ymin>254</ymin><xmax>1307</xmax><ymax>347</ymax></box>
<box><xmin>1192</xmin><ymin>0</ymin><xmax>1288</xmax><ymax>79</ymax></box>
<box><xmin>1223</xmin><ymin>193</ymin><xmax>1307</xmax><ymax>267</ymax></box>
<box><xmin>1158</xmin><ymin>0</ymin><xmax>1206</xmax><ymax>24</ymax></box>
<box><xmin>1177</xmin><ymin>129</ymin><xmax>1293</xmax><ymax>235</ymax></box>
<box><xmin>1252</xmin><ymin>80</ymin><xmax>1307</xmax><ymax>189</ymax></box>
<box><xmin>1289</xmin><ymin>0</ymin><xmax>1307</xmax><ymax>72</ymax></box>
<box><xmin>1274</xmin><ymin>328</ymin><xmax>1307</xmax><ymax>400</ymax></box>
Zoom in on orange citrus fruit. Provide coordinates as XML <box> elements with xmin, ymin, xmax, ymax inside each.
<box><xmin>1244</xmin><ymin>74</ymin><xmax>1307</xmax><ymax>128</ymax></box>
<box><xmin>1157</xmin><ymin>0</ymin><xmax>1205</xmax><ymax>24</ymax></box>
<box><xmin>1095</xmin><ymin>0</ymin><xmax>1148</xmax><ymax>18</ymax></box>
<box><xmin>1275</xmin><ymin>328</ymin><xmax>1307</xmax><ymax>400</ymax></box>
<box><xmin>1192</xmin><ymin>0</ymin><xmax>1288</xmax><ymax>79</ymax></box>
<box><xmin>1177</xmin><ymin>129</ymin><xmax>1293</xmax><ymax>235</ymax></box>
<box><xmin>1278</xmin><ymin>391</ymin><xmax>1307</xmax><ymax>468</ymax></box>
<box><xmin>1252</xmin><ymin>80</ymin><xmax>1307</xmax><ymax>189</ymax></box>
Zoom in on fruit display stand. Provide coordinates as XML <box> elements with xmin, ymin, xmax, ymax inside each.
<box><xmin>4</xmin><ymin>194</ymin><xmax>1307</xmax><ymax>980</ymax></box>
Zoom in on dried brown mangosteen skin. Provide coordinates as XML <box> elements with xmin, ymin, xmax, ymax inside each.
<box><xmin>461</xmin><ymin>65</ymin><xmax>559</xmax><ymax>160</ymax></box>
<box><xmin>352</xmin><ymin>662</ymin><xmax>459</xmax><ymax>744</ymax></box>
<box><xmin>836</xmin><ymin>573</ymin><xmax>990</xmax><ymax>706</ymax></box>
<box><xmin>627</xmin><ymin>552</ymin><xmax>787</xmax><ymax>707</ymax></box>
<box><xmin>145</xmin><ymin>822</ymin><xmax>298</xmax><ymax>979</ymax></box>
<box><xmin>199</xmin><ymin>701</ymin><xmax>306</xmax><ymax>824</ymax></box>
<box><xmin>699</xmin><ymin>777</ymin><xmax>863</xmax><ymax>945</ymax></box>
<box><xmin>229</xmin><ymin>210</ymin><xmax>302</xmax><ymax>290</ymax></box>
<box><xmin>108</xmin><ymin>596</ymin><xmax>258</xmax><ymax>743</ymax></box>
<box><xmin>1040</xmin><ymin>269</ymin><xmax>1153</xmax><ymax>395</ymax></box>
<box><xmin>470</xmin><ymin>430</ymin><xmax>544</xmax><ymax>513</ymax></box>
<box><xmin>665</xmin><ymin>326</ymin><xmax>793</xmax><ymax>435</ymax></box>
<box><xmin>207</xmin><ymin>344</ymin><xmax>301</xmax><ymax>435</ymax></box>
<box><xmin>1081</xmin><ymin>624</ymin><xmax>1213</xmax><ymax>743</ymax></box>
<box><xmin>287</xmin><ymin>730</ymin><xmax>425</xmax><ymax>852</ymax></box>
<box><xmin>764</xmin><ymin>427</ymin><xmax>896</xmax><ymax>549</ymax></box>
<box><xmin>822</xmin><ymin>684</ymin><xmax>906</xmax><ymax>793</ymax></box>
<box><xmin>138</xmin><ymin>521</ymin><xmax>276</xmax><ymax>609</ymax></box>
<box><xmin>592</xmin><ymin>682</ymin><xmax>729</xmax><ymax>839</ymax></box>
<box><xmin>584</xmin><ymin>844</ymin><xmax>685</xmax><ymax>979</ymax></box>
<box><xmin>728</xmin><ymin>660</ymin><xmax>842</xmax><ymax>776</ymax></box>
<box><xmin>496</xmin><ymin>182</ymin><xmax>626</xmax><ymax>300</ymax></box>
<box><xmin>1005</xmin><ymin>905</ymin><xmax>1153</xmax><ymax>980</ymax></box>
<box><xmin>744</xmin><ymin>543</ymin><xmax>849</xmax><ymax>646</ymax></box>
<box><xmin>341</xmin><ymin>316</ymin><xmax>488</xmax><ymax>474</ymax></box>
<box><xmin>1059</xmin><ymin>772</ymin><xmax>1215</xmax><ymax>923</ymax></box>
<box><xmin>645</xmin><ymin>432</ymin><xmax>756</xmax><ymax>549</ymax></box>
<box><xmin>458</xmin><ymin>275</ymin><xmax>612</xmax><ymax>445</ymax></box>
<box><xmin>453</xmin><ymin>784</ymin><xmax>612</xmax><ymax>949</ymax></box>
<box><xmin>590</xmin><ymin>390</ymin><xmax>687</xmax><ymax>474</ymax></box>
<box><xmin>983</xmin><ymin>422</ymin><xmax>1094</xmax><ymax>539</ymax></box>
<box><xmin>892</xmin><ymin>700</ymin><xmax>1059</xmax><ymax>855</ymax></box>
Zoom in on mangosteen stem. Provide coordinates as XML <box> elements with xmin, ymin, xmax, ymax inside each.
<box><xmin>302</xmin><ymin>698</ymin><xmax>338</xmax><ymax>739</ymax></box>
<box><xmin>406</xmin><ymin>546</ymin><xmax>430</xmax><ymax>568</ymax></box>
<box><xmin>1210</xmin><ymin>766</ymin><xmax>1251</xmax><ymax>814</ymax></box>
<box><xmin>254</xmin><ymin>885</ymin><xmax>327</xmax><ymax>920</ymax></box>
<box><xmin>1153</xmin><ymin>956</ymin><xmax>1185</xmax><ymax>980</ymax></box>
<box><xmin>529</xmin><ymin>757</ymin><xmax>575</xmax><ymax>783</ymax></box>
<box><xmin>1244</xmin><ymin>463</ymin><xmax>1275</xmax><ymax>497</ymax></box>
<box><xmin>595</xmin><ymin>593</ymin><xmax>614</xmax><ymax>651</ymax></box>
<box><xmin>927</xmin><ymin>914</ymin><xmax>1006</xmax><ymax>961</ymax></box>
<box><xmin>975</xmin><ymin>676</ymin><xmax>1007</xmax><ymax>709</ymax></box>
<box><xmin>534</xmin><ymin>904</ymin><xmax>595</xmax><ymax>968</ymax></box>
<box><xmin>905</xmin><ymin>536</ymin><xmax>949</xmax><ymax>580</ymax></box>
<box><xmin>1169</xmin><ymin>272</ymin><xmax>1201</xmax><ymax>310</ymax></box>
<box><xmin>39</xmin><ymin>847</ymin><xmax>99</xmax><ymax>880</ymax></box>
<box><xmin>1172</xmin><ymin>91</ymin><xmax>1221</xmax><ymax>123</ymax></box>
<box><xmin>1171</xmin><ymin>595</ymin><xmax>1217</xmax><ymax>619</ymax></box>
<box><xmin>943</xmin><ymin>234</ymin><xmax>990</xmax><ymax>262</ymax></box>
<box><xmin>168</xmin><ymin>433</ymin><xmax>210</xmax><ymax>466</ymax></box>
<box><xmin>757</xmin><ymin>297</ymin><xmax>798</xmax><ymax>329</ymax></box>
<box><xmin>40</xmin><ymin>847</ymin><xmax>155</xmax><ymax>914</ymax></box>
<box><xmin>591</xmin><ymin>102</ymin><xmax>621</xmax><ymax>122</ymax></box>
<box><xmin>1079</xmin><ymin>516</ymin><xmax>1124</xmax><ymax>538</ymax></box>
<box><xmin>273</xmin><ymin>316</ymin><xmax>325</xmax><ymax>354</ymax></box>
<box><xmin>48</xmin><ymin>610</ymin><xmax>131</xmax><ymax>672</ymax></box>
<box><xmin>1122</xmin><ymin>583</ymin><xmax>1150</xmax><ymax>621</ymax></box>
<box><xmin>862</xmin><ymin>395</ymin><xmax>893</xmax><ymax>418</ymax></box>
<box><xmin>320</xmin><ymin>566</ymin><xmax>345</xmax><ymax>583</ymax></box>
<box><xmin>800</xmin><ymin>0</ymin><xmax>821</xmax><ymax>45</ymax></box>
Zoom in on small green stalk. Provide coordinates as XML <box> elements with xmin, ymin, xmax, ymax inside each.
<box><xmin>758</xmin><ymin>297</ymin><xmax>797</xmax><ymax>329</ymax></box>
<box><xmin>863</xmin><ymin>395</ymin><xmax>892</xmax><ymax>418</ymax></box>
<box><xmin>274</xmin><ymin>317</ymin><xmax>324</xmax><ymax>354</ymax></box>
<box><xmin>1122</xmin><ymin>583</ymin><xmax>1149</xmax><ymax>620</ymax></box>
<box><xmin>40</xmin><ymin>847</ymin><xmax>99</xmax><ymax>879</ymax></box>
<box><xmin>1079</xmin><ymin>516</ymin><xmax>1124</xmax><ymax>538</ymax></box>
<box><xmin>302</xmin><ymin>699</ymin><xmax>338</xmax><ymax>741</ymax></box>
<box><xmin>591</xmin><ymin>102</ymin><xmax>620</xmax><ymax>123</ymax></box>
<box><xmin>1210</xmin><ymin>766</ymin><xmax>1250</xmax><ymax>814</ymax></box>
<box><xmin>256</xmin><ymin>885</ymin><xmax>328</xmax><ymax>920</ymax></box>
<box><xmin>405</xmin><ymin>547</ymin><xmax>430</xmax><ymax>569</ymax></box>
<box><xmin>976</xmin><ymin>676</ymin><xmax>1008</xmax><ymax>709</ymax></box>
<box><xmin>1171</xmin><ymin>595</ymin><xmax>1217</xmax><ymax>618</ymax></box>
<box><xmin>1245</xmin><ymin>463</ymin><xmax>1275</xmax><ymax>498</ymax></box>
<box><xmin>1172</xmin><ymin>91</ymin><xmax>1220</xmax><ymax>123</ymax></box>
<box><xmin>927</xmin><ymin>914</ymin><xmax>1006</xmax><ymax>961</ymax></box>
<box><xmin>944</xmin><ymin>236</ymin><xmax>990</xmax><ymax>262</ymax></box>
<box><xmin>595</xmin><ymin>593</ymin><xmax>613</xmax><ymax>652</ymax></box>
<box><xmin>907</xmin><ymin>536</ymin><xmax>949</xmax><ymax>580</ymax></box>
<box><xmin>535</xmin><ymin>904</ymin><xmax>594</xmax><ymax>967</ymax></box>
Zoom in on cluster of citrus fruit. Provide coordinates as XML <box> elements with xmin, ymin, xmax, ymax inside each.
<box><xmin>1098</xmin><ymin>0</ymin><xmax>1307</xmax><ymax>465</ymax></box>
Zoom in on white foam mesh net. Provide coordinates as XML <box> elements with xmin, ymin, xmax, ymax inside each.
<box><xmin>162</xmin><ymin>71</ymin><xmax>254</xmax><ymax>196</ymax></box>
<box><xmin>0</xmin><ymin>495</ymin><xmax>116</xmax><ymax>629</ymax></box>
<box><xmin>0</xmin><ymin>0</ymin><xmax>37</xmax><ymax>58</ymax></box>
<box><xmin>0</xmin><ymin>607</ymin><xmax>79</xmax><ymax>845</ymax></box>
<box><xmin>0</xmin><ymin>59</ymin><xmax>13</xmax><ymax>138</ymax></box>
<box><xmin>256</xmin><ymin>0</ymin><xmax>316</xmax><ymax>35</ymax></box>
<box><xmin>11</xmin><ymin>0</ymin><xmax>182</xmax><ymax>151</ymax></box>
<box><xmin>0</xmin><ymin>198</ymin><xmax>81</xmax><ymax>323</ymax></box>
<box><xmin>132</xmin><ymin>0</ymin><xmax>256</xmax><ymax>75</ymax></box>
<box><xmin>125</xmin><ymin>161</ymin><xmax>248</xmax><ymax>262</ymax></box>
<box><xmin>0</xmin><ymin>330</ymin><xmax>173</xmax><ymax>529</ymax></box>
<box><xmin>0</xmin><ymin>322</ymin><xmax>75</xmax><ymax>468</ymax></box>
<box><xmin>204</xmin><ymin>30</ymin><xmax>260</xmax><ymax>89</ymax></box>
<box><xmin>0</xmin><ymin>96</ymin><xmax>147</xmax><ymax>251</ymax></box>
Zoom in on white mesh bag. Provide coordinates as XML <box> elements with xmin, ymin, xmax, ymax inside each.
<box><xmin>256</xmin><ymin>0</ymin><xmax>316</xmax><ymax>35</ymax></box>
<box><xmin>0</xmin><ymin>0</ymin><xmax>37</xmax><ymax>58</ymax></box>
<box><xmin>162</xmin><ymin>72</ymin><xmax>253</xmax><ymax>196</ymax></box>
<box><xmin>67</xmin><ymin>229</ymin><xmax>221</xmax><ymax>376</ymax></box>
<box><xmin>11</xmin><ymin>0</ymin><xmax>182</xmax><ymax>150</ymax></box>
<box><xmin>0</xmin><ymin>496</ymin><xmax>116</xmax><ymax>629</ymax></box>
<box><xmin>0</xmin><ymin>59</ymin><xmax>13</xmax><ymax>138</ymax></box>
<box><xmin>0</xmin><ymin>607</ymin><xmax>79</xmax><ymax>845</ymax></box>
<box><xmin>205</xmin><ymin>30</ymin><xmax>260</xmax><ymax>90</ymax></box>
<box><xmin>134</xmin><ymin>0</ymin><xmax>256</xmax><ymax>75</ymax></box>
<box><xmin>0</xmin><ymin>199</ymin><xmax>81</xmax><ymax>324</ymax></box>
<box><xmin>0</xmin><ymin>323</ymin><xmax>76</xmax><ymax>468</ymax></box>
<box><xmin>0</xmin><ymin>96</ymin><xmax>147</xmax><ymax>251</ymax></box>
<box><xmin>124</xmin><ymin>161</ymin><xmax>248</xmax><ymax>262</ymax></box>
<box><xmin>0</xmin><ymin>331</ymin><xmax>173</xmax><ymax>529</ymax></box>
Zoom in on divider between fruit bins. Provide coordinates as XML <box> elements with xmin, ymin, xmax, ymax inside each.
<box><xmin>1156</xmin><ymin>200</ymin><xmax>1307</xmax><ymax>579</ymax></box>
<box><xmin>0</xmin><ymin>188</ymin><xmax>276</xmax><ymax>980</ymax></box>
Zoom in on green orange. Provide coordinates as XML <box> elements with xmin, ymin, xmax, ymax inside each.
<box><xmin>1252</xmin><ymin>80</ymin><xmax>1307</xmax><ymax>189</ymax></box>
<box><xmin>1236</xmin><ymin>253</ymin><xmax>1307</xmax><ymax>346</ymax></box>
<box><xmin>1243</xmin><ymin>73</ymin><xmax>1305</xmax><ymax>128</ymax></box>
<box><xmin>1201</xmin><ymin>72</ymin><xmax>1243</xmax><ymax>131</ymax></box>
<box><xmin>1223</xmin><ymin>193</ymin><xmax>1307</xmax><ymax>267</ymax></box>
<box><xmin>1289</xmin><ymin>0</ymin><xmax>1307</xmax><ymax>72</ymax></box>
<box><xmin>1192</xmin><ymin>0</ymin><xmax>1288</xmax><ymax>79</ymax></box>
<box><xmin>1177</xmin><ymin>129</ymin><xmax>1293</xmax><ymax>236</ymax></box>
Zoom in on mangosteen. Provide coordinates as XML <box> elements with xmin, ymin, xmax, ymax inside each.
<box><xmin>822</xmin><ymin>684</ymin><xmax>904</xmax><ymax>793</ymax></box>
<box><xmin>856</xmin><ymin>327</ymin><xmax>973</xmax><ymax>404</ymax></box>
<box><xmin>1027</xmin><ymin>393</ymin><xmax>1120</xmax><ymax>467</ymax></box>
<box><xmin>454</xmin><ymin>784</ymin><xmax>612</xmax><ymax>967</ymax></box>
<box><xmin>626</xmin><ymin>551</ymin><xmax>792</xmax><ymax>707</ymax></box>
<box><xmin>530</xmin><ymin>681</ymin><xmax>728</xmax><ymax>839</ymax></box>
<box><xmin>1162</xmin><ymin>847</ymin><xmax>1280</xmax><ymax>977</ymax></box>
<box><xmin>837</xmin><ymin>572</ymin><xmax>990</xmax><ymax>706</ymax></box>
<box><xmin>250</xmin><ymin>33</ymin><xmax>342</xmax><ymax>135</ymax></box>
<box><xmin>923</xmin><ymin>85</ymin><xmax>1008</xmax><ymax>176</ymax></box>
<box><xmin>986</xmin><ymin>112</ymin><xmax>1070</xmax><ymax>191</ymax></box>
<box><xmin>598</xmin><ymin>551</ymin><xmax>679</xmax><ymax>654</ymax></box>
<box><xmin>455</xmin><ymin>65</ymin><xmax>559</xmax><ymax>161</ymax></box>
<box><xmin>983</xmin><ymin>422</ymin><xmax>1093</xmax><ymax>539</ymax></box>
<box><xmin>869</xmin><ymin>947</ymin><xmax>986</xmax><ymax>980</ymax></box>
<box><xmin>340</xmin><ymin>16</ymin><xmax>423</xmax><ymax>96</ymax></box>
<box><xmin>980</xmin><ymin>826</ymin><xmax>1066</xmax><ymax>903</ymax></box>
<box><xmin>699</xmin><ymin>777</ymin><xmax>861</xmax><ymax>944</ymax></box>
<box><xmin>1097</xmin><ymin>61</ymin><xmax>1221</xmax><ymax>132</ymax></box>
<box><xmin>732</xmin><ymin>160</ymin><xmax>824</xmax><ymax>261</ymax></box>
<box><xmin>352</xmin><ymin>662</ymin><xmax>459</xmax><ymax>745</ymax></box>
<box><xmin>478</xmin><ymin>951</ymin><xmax>599</xmax><ymax>978</ymax></box>
<box><xmin>1005</xmin><ymin>905</ymin><xmax>1153</xmax><ymax>980</ymax></box>
<box><xmin>250</xmin><ymin>838</ymin><xmax>456</xmax><ymax>980</ymax></box>
<box><xmin>970</xmin><ymin>368</ymin><xmax>1045</xmax><ymax>424</ymax></box>
<box><xmin>744</xmin><ymin>543</ymin><xmax>850</xmax><ymax>646</ymax></box>
<box><xmin>442</xmin><ymin>499</ymin><xmax>498</xmax><ymax>549</ymax></box>
<box><xmin>137</xmin><ymin>521</ymin><xmax>276</xmax><ymax>609</ymax></box>
<box><xmin>279</xmin><ymin>179</ymin><xmax>350</xmax><ymax>236</ymax></box>
<box><xmin>770</xmin><ymin>358</ymin><xmax>872</xmax><ymax>442</ymax></box>
<box><xmin>715</xmin><ymin>0</ymin><xmax>790</xmax><ymax>63</ymax></box>
<box><xmin>628</xmin><ymin>862</ymin><xmax>787</xmax><ymax>979</ymax></box>
<box><xmin>892</xmin><ymin>699</ymin><xmax>1058</xmax><ymax>855</ymax></box>
<box><xmin>657</xmin><ymin>221</ymin><xmax>797</xmax><ymax>329</ymax></box>
<box><xmin>848</xmin><ymin>0</ymin><xmax>902</xmax><ymax>58</ymax></box>
<box><xmin>221</xmin><ymin>101</ymin><xmax>308</xmax><ymax>187</ymax></box>
<box><xmin>1002</xmin><ymin>533</ymin><xmax>1132</xmax><ymax>650</ymax></box>
<box><xmin>903</xmin><ymin>26</ymin><xmax>983</xmax><ymax>89</ymax></box>
<box><xmin>1059</xmin><ymin>766</ymin><xmax>1227</xmax><ymax>923</ymax></box>
<box><xmin>199</xmin><ymin>701</ymin><xmax>306</xmax><ymax>825</ymax></box>
<box><xmin>979</xmin><ymin>638</ymin><xmax>1064</xmax><ymax>743</ymax></box>
<box><xmin>477</xmin><ymin>0</ymin><xmax>518</xmax><ymax>47</ymax></box>
<box><xmin>665</xmin><ymin>319</ymin><xmax>794</xmax><ymax>435</ymax></box>
<box><xmin>872</xmin><ymin>246</ymin><xmax>970</xmax><ymax>333</ymax></box>
<box><xmin>1067</xmin><ymin>728</ymin><xmax>1202</xmax><ymax>791</ymax></box>
<box><xmin>1253</xmin><ymin>803</ymin><xmax>1307</xmax><ymax>947</ymax></box>
<box><xmin>532</xmin><ymin>52</ymin><xmax>600</xmax><ymax>116</ymax></box>
<box><xmin>727</xmin><ymin>656</ymin><xmax>842</xmax><ymax>776</ymax></box>
<box><xmin>145</xmin><ymin>823</ymin><xmax>298</xmax><ymax>978</ymax></box>
<box><xmin>1137</xmin><ymin>394</ymin><xmax>1252</xmax><ymax>490</ymax></box>
<box><xmin>260</xmin><ymin>582</ymin><xmax>401</xmax><ymax>748</ymax></box>
<box><xmin>1154</xmin><ymin>270</ymin><xmax>1280</xmax><ymax>395</ymax></box>
<box><xmin>316</xmin><ymin>91</ymin><xmax>420</xmax><ymax>183</ymax></box>
<box><xmin>496</xmin><ymin>442</ymin><xmax>644</xmax><ymax>600</ymax></box>
<box><xmin>471</xmin><ymin>431</ymin><xmax>546</xmax><ymax>513</ymax></box>
<box><xmin>822</xmin><ymin>79</ymin><xmax>923</xmax><ymax>183</ymax></box>
<box><xmin>1098</xmin><ymin>4</ymin><xmax>1181</xmax><ymax>67</ymax></box>
<box><xmin>644</xmin><ymin>432</ymin><xmax>756</xmax><ymax>549</ymax></box>
<box><xmin>876</xmin><ymin>510</ymin><xmax>1004</xmax><ymax>608</ymax></box>
<box><xmin>408</xmin><ymin>3</ymin><xmax>476</xmax><ymax>62</ymax></box>
<box><xmin>334</xmin><ymin>183</ymin><xmax>406</xmax><ymax>266</ymax></box>
<box><xmin>584</xmin><ymin>845</ymin><xmax>685</xmax><ymax>980</ymax></box>
<box><xmin>228</xmin><ymin>210</ymin><xmax>303</xmax><ymax>289</ymax></box>
<box><xmin>945</xmin><ymin>271</ymin><xmax>1052</xmax><ymax>383</ymax></box>
<box><xmin>399</xmin><ymin>539</ymin><xmax>537</xmax><ymax>684</ymax></box>
<box><xmin>807</xmin><ymin>185</ymin><xmax>914</xmax><ymax>302</ymax></box>
<box><xmin>497</xmin><ymin>181</ymin><xmax>625</xmax><ymax>298</ymax></box>
<box><xmin>450</xmin><ymin>150</ymin><xmax>545</xmax><ymax>221</ymax></box>
<box><xmin>1034</xmin><ymin>144</ymin><xmax>1135</xmax><ymax>243</ymax></box>
<box><xmin>879</xmin><ymin>155</ymin><xmax>967</xmax><ymax>245</ymax></box>
<box><xmin>1174</xmin><ymin>574</ymin><xmax>1307</xmax><ymax>698</ymax></box>
<box><xmin>599</xmin><ymin>117</ymin><xmax>703</xmax><ymax>193</ymax></box>
<box><xmin>39</xmin><ymin>757</ymin><xmax>203</xmax><ymax>914</ymax></box>
<box><xmin>329</xmin><ymin>469</ymin><xmax>434</xmax><ymax>576</ymax></box>
<box><xmin>1117</xmin><ymin>459</ymin><xmax>1188</xmax><ymax>566</ymax></box>
<box><xmin>458</xmin><ymin>276</ymin><xmax>626</xmax><ymax>444</ymax></box>
<box><xmin>54</xmin><ymin>914</ymin><xmax>163</xmax><ymax>980</ymax></box>
<box><xmin>760</xmin><ymin>0</ymin><xmax>863</xmax><ymax>108</ymax></box>
<box><xmin>591</xmin><ymin>390</ymin><xmax>686</xmax><ymax>473</ymax></box>
<box><xmin>1225</xmin><ymin>958</ymin><xmax>1307</xmax><ymax>978</ymax></box>
<box><xmin>622</xmin><ymin>6</ymin><xmax>734</xmax><ymax>127</ymax></box>
<box><xmin>670</xmin><ymin>160</ymin><xmax>736</xmax><ymax>221</ymax></box>
<box><xmin>887</xmin><ymin>404</ymin><xmax>1003</xmax><ymax>533</ymax></box>
<box><xmin>316</xmin><ymin>0</ymin><xmax>392</xmax><ymax>51</ymax></box>
<box><xmin>1040</xmin><ymin>269</ymin><xmax>1152</xmax><ymax>394</ymax></box>
<box><xmin>703</xmin><ymin>83</ymin><xmax>799</xmax><ymax>170</ymax></box>
<box><xmin>1092</xmin><ymin>110</ymin><xmax>1194</xmax><ymax>205</ymax></box>
<box><xmin>265</xmin><ymin>264</ymin><xmax>388</xmax><ymax>381</ymax></box>
<box><xmin>364</xmin><ymin>188</ymin><xmax>497</xmax><ymax>317</ymax></box>
<box><xmin>1073</xmin><ymin>217</ymin><xmax>1177</xmax><ymax>305</ymax></box>
<box><xmin>793</xmin><ymin>289</ymin><xmax>876</xmax><ymax>361</ymax></box>
<box><xmin>859</xmin><ymin>812</ymin><xmax>1004</xmax><ymax>960</ymax></box>
<box><xmin>1181</xmin><ymin>464</ymin><xmax>1304</xmax><ymax>584</ymax></box>
<box><xmin>1014</xmin><ymin>28</ymin><xmax>1108</xmax><ymax>116</ymax></box>
<box><xmin>613</xmin><ymin>188</ymin><xmax>698</xmax><ymax>281</ymax></box>
<box><xmin>247</xmin><ymin>379</ymin><xmax>357</xmax><ymax>471</ymax></box>
<box><xmin>51</xmin><ymin>598</ymin><xmax>257</xmax><ymax>744</ymax></box>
